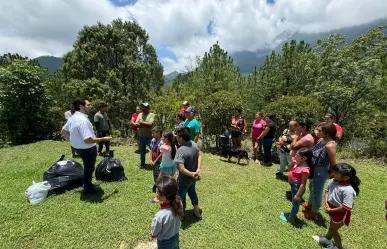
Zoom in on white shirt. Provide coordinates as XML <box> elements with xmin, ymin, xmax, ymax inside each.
<box><xmin>64</xmin><ymin>110</ymin><xmax>72</xmax><ymax>120</ymax></box>
<box><xmin>62</xmin><ymin>111</ymin><xmax>96</xmax><ymax>149</ymax></box>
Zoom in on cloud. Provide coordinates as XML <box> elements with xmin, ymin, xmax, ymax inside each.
<box><xmin>0</xmin><ymin>0</ymin><xmax>386</xmax><ymax>74</ymax></box>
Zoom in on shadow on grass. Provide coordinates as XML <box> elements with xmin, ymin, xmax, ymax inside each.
<box><xmin>80</xmin><ymin>187</ymin><xmax>119</xmax><ymax>203</ymax></box>
<box><xmin>181</xmin><ymin>209</ymin><xmax>202</xmax><ymax>230</ymax></box>
<box><xmin>138</xmin><ymin>164</ymin><xmax>153</xmax><ymax>171</ymax></box>
<box><xmin>219</xmin><ymin>159</ymin><xmax>249</xmax><ymax>166</ymax></box>
<box><xmin>281</xmin><ymin>212</ymin><xmax>308</xmax><ymax>229</ymax></box>
<box><xmin>275</xmin><ymin>174</ymin><xmax>288</xmax><ymax>182</ymax></box>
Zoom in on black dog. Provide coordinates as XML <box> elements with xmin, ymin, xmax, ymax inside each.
<box><xmin>220</xmin><ymin>145</ymin><xmax>250</xmax><ymax>165</ymax></box>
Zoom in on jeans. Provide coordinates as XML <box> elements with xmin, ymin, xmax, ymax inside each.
<box><xmin>157</xmin><ymin>233</ymin><xmax>180</xmax><ymax>249</ymax></box>
<box><xmin>262</xmin><ymin>139</ymin><xmax>273</xmax><ymax>163</ymax></box>
<box><xmin>308</xmin><ymin>166</ymin><xmax>329</xmax><ymax>213</ymax></box>
<box><xmin>289</xmin><ymin>182</ymin><xmax>305</xmax><ymax>218</ymax></box>
<box><xmin>97</xmin><ymin>130</ymin><xmax>110</xmax><ymax>153</ymax></box>
<box><xmin>178</xmin><ymin>182</ymin><xmax>199</xmax><ymax>210</ymax></box>
<box><xmin>76</xmin><ymin>146</ymin><xmax>97</xmax><ymax>191</ymax></box>
<box><xmin>279</xmin><ymin>151</ymin><xmax>290</xmax><ymax>173</ymax></box>
<box><xmin>139</xmin><ymin>137</ymin><xmax>152</xmax><ymax>166</ymax></box>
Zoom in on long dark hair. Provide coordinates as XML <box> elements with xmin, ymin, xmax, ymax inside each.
<box><xmin>163</xmin><ymin>132</ymin><xmax>176</xmax><ymax>159</ymax></box>
<box><xmin>156</xmin><ymin>176</ymin><xmax>184</xmax><ymax>218</ymax></box>
<box><xmin>320</xmin><ymin>123</ymin><xmax>337</xmax><ymax>140</ymax></box>
<box><xmin>332</xmin><ymin>163</ymin><xmax>361</xmax><ymax>195</ymax></box>
<box><xmin>297</xmin><ymin>148</ymin><xmax>314</xmax><ymax>179</ymax></box>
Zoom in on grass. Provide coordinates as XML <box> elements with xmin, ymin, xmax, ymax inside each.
<box><xmin>1</xmin><ymin>140</ymin><xmax>386</xmax><ymax>249</ymax></box>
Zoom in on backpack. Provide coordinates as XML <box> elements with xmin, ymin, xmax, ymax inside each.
<box><xmin>95</xmin><ymin>151</ymin><xmax>128</xmax><ymax>182</ymax></box>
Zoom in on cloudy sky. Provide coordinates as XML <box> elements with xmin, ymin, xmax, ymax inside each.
<box><xmin>0</xmin><ymin>0</ymin><xmax>386</xmax><ymax>74</ymax></box>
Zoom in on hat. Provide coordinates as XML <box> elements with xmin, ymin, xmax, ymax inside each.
<box><xmin>186</xmin><ymin>106</ymin><xmax>197</xmax><ymax>114</ymax></box>
<box><xmin>266</xmin><ymin>114</ymin><xmax>276</xmax><ymax>121</ymax></box>
<box><xmin>141</xmin><ymin>102</ymin><xmax>150</xmax><ymax>108</ymax></box>
<box><xmin>183</xmin><ymin>101</ymin><xmax>190</xmax><ymax>105</ymax></box>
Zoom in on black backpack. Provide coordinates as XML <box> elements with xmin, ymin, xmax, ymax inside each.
<box><xmin>43</xmin><ymin>155</ymin><xmax>84</xmax><ymax>195</ymax></box>
<box><xmin>95</xmin><ymin>151</ymin><xmax>128</xmax><ymax>182</ymax></box>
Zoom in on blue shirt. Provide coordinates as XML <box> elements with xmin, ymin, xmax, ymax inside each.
<box><xmin>184</xmin><ymin>119</ymin><xmax>200</xmax><ymax>141</ymax></box>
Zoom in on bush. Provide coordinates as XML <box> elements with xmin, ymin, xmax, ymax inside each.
<box><xmin>263</xmin><ymin>96</ymin><xmax>324</xmax><ymax>134</ymax></box>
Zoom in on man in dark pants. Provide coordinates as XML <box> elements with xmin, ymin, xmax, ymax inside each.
<box><xmin>135</xmin><ymin>103</ymin><xmax>155</xmax><ymax>168</ymax></box>
<box><xmin>62</xmin><ymin>99</ymin><xmax>112</xmax><ymax>194</ymax></box>
<box><xmin>94</xmin><ymin>102</ymin><xmax>111</xmax><ymax>156</ymax></box>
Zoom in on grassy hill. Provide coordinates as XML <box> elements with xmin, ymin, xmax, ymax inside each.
<box><xmin>1</xmin><ymin>141</ymin><xmax>386</xmax><ymax>249</ymax></box>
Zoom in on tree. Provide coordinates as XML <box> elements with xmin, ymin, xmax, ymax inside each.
<box><xmin>0</xmin><ymin>60</ymin><xmax>55</xmax><ymax>145</ymax></box>
<box><xmin>61</xmin><ymin>19</ymin><xmax>164</xmax><ymax>134</ymax></box>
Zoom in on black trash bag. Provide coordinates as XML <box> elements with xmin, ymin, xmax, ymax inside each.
<box><xmin>43</xmin><ymin>155</ymin><xmax>84</xmax><ymax>195</ymax></box>
<box><xmin>95</xmin><ymin>151</ymin><xmax>128</xmax><ymax>182</ymax></box>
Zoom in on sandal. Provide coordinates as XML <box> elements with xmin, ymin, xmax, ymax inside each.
<box><xmin>299</xmin><ymin>211</ymin><xmax>317</xmax><ymax>221</ymax></box>
<box><xmin>193</xmin><ymin>209</ymin><xmax>203</xmax><ymax>220</ymax></box>
<box><xmin>301</xmin><ymin>202</ymin><xmax>312</xmax><ymax>210</ymax></box>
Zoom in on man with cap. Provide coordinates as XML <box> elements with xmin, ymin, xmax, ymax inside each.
<box><xmin>180</xmin><ymin>101</ymin><xmax>190</xmax><ymax>118</ymax></box>
<box><xmin>135</xmin><ymin>103</ymin><xmax>155</xmax><ymax>168</ymax></box>
<box><xmin>184</xmin><ymin>106</ymin><xmax>201</xmax><ymax>143</ymax></box>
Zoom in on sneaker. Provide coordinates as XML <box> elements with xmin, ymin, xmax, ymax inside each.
<box><xmin>254</xmin><ymin>159</ymin><xmax>260</xmax><ymax>164</ymax></box>
<box><xmin>312</xmin><ymin>235</ymin><xmax>333</xmax><ymax>245</ymax></box>
<box><xmin>279</xmin><ymin>212</ymin><xmax>288</xmax><ymax>222</ymax></box>
<box><xmin>275</xmin><ymin>171</ymin><xmax>283</xmax><ymax>176</ymax></box>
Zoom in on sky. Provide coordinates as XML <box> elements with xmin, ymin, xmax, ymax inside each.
<box><xmin>0</xmin><ymin>0</ymin><xmax>386</xmax><ymax>74</ymax></box>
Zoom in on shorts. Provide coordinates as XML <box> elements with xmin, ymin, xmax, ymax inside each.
<box><xmin>159</xmin><ymin>163</ymin><xmax>177</xmax><ymax>175</ymax></box>
<box><xmin>328</xmin><ymin>202</ymin><xmax>352</xmax><ymax>226</ymax></box>
<box><xmin>231</xmin><ymin>130</ymin><xmax>242</xmax><ymax>139</ymax></box>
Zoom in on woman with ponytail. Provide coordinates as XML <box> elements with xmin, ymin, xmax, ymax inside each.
<box><xmin>150</xmin><ymin>176</ymin><xmax>183</xmax><ymax>249</ymax></box>
<box><xmin>312</xmin><ymin>163</ymin><xmax>361</xmax><ymax>249</ymax></box>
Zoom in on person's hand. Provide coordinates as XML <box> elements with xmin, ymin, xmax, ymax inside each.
<box><xmin>294</xmin><ymin>195</ymin><xmax>300</xmax><ymax>202</ymax></box>
<box><xmin>191</xmin><ymin>172</ymin><xmax>199</xmax><ymax>179</ymax></box>
<box><xmin>324</xmin><ymin>205</ymin><xmax>332</xmax><ymax>214</ymax></box>
<box><xmin>104</xmin><ymin>136</ymin><xmax>113</xmax><ymax>141</ymax></box>
<box><xmin>196</xmin><ymin>169</ymin><xmax>202</xmax><ymax>177</ymax></box>
<box><xmin>150</xmin><ymin>161</ymin><xmax>155</xmax><ymax>167</ymax></box>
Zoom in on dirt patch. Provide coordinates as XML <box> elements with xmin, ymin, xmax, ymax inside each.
<box><xmin>19</xmin><ymin>240</ymin><xmax>36</xmax><ymax>249</ymax></box>
<box><xmin>119</xmin><ymin>240</ymin><xmax>157</xmax><ymax>249</ymax></box>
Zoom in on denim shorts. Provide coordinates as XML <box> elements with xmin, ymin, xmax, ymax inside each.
<box><xmin>231</xmin><ymin>130</ymin><xmax>242</xmax><ymax>138</ymax></box>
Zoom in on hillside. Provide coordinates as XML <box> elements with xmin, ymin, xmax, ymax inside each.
<box><xmin>35</xmin><ymin>56</ymin><xmax>63</xmax><ymax>73</ymax></box>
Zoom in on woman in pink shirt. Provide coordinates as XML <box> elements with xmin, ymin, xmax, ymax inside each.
<box><xmin>289</xmin><ymin>119</ymin><xmax>315</xmax><ymax>166</ymax></box>
<box><xmin>250</xmin><ymin>112</ymin><xmax>266</xmax><ymax>164</ymax></box>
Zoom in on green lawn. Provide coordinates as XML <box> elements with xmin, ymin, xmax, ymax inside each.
<box><xmin>1</xmin><ymin>141</ymin><xmax>386</xmax><ymax>249</ymax></box>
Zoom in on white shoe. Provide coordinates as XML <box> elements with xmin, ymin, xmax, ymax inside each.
<box><xmin>312</xmin><ymin>235</ymin><xmax>333</xmax><ymax>245</ymax></box>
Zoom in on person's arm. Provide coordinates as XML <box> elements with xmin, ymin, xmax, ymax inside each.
<box><xmin>250</xmin><ymin>122</ymin><xmax>253</xmax><ymax>139</ymax></box>
<box><xmin>177</xmin><ymin>163</ymin><xmax>197</xmax><ymax>178</ymax></box>
<box><xmin>150</xmin><ymin>217</ymin><xmax>161</xmax><ymax>239</ymax></box>
<box><xmin>325</xmin><ymin>205</ymin><xmax>346</xmax><ymax>214</ymax></box>
<box><xmin>84</xmin><ymin>137</ymin><xmax>112</xmax><ymax>144</ymax></box>
<box><xmin>196</xmin><ymin>151</ymin><xmax>202</xmax><ymax>177</ymax></box>
<box><xmin>385</xmin><ymin>199</ymin><xmax>387</xmax><ymax>221</ymax></box>
<box><xmin>139</xmin><ymin>114</ymin><xmax>154</xmax><ymax>127</ymax></box>
<box><xmin>62</xmin><ymin>129</ymin><xmax>70</xmax><ymax>141</ymax></box>
<box><xmin>326</xmin><ymin>142</ymin><xmax>337</xmax><ymax>173</ymax></box>
<box><xmin>94</xmin><ymin>114</ymin><xmax>100</xmax><ymax>127</ymax></box>
<box><xmin>79</xmin><ymin>121</ymin><xmax>111</xmax><ymax>144</ymax></box>
<box><xmin>257</xmin><ymin>126</ymin><xmax>270</xmax><ymax>140</ymax></box>
<box><xmin>294</xmin><ymin>173</ymin><xmax>308</xmax><ymax>201</ymax></box>
<box><xmin>291</xmin><ymin>135</ymin><xmax>312</xmax><ymax>151</ymax></box>
<box><xmin>108</xmin><ymin>119</ymin><xmax>112</xmax><ymax>131</ymax></box>
<box><xmin>243</xmin><ymin>119</ymin><xmax>247</xmax><ymax>133</ymax></box>
<box><xmin>193</xmin><ymin>122</ymin><xmax>200</xmax><ymax>143</ymax></box>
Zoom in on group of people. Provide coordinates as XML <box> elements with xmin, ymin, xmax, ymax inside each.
<box><xmin>62</xmin><ymin>99</ymin><xmax>366</xmax><ymax>249</ymax></box>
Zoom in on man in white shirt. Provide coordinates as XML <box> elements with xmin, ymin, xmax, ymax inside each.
<box><xmin>61</xmin><ymin>99</ymin><xmax>112</xmax><ymax>194</ymax></box>
<box><xmin>64</xmin><ymin>103</ymin><xmax>77</xmax><ymax>157</ymax></box>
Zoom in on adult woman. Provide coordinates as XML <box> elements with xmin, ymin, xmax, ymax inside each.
<box><xmin>275</xmin><ymin>120</ymin><xmax>298</xmax><ymax>175</ymax></box>
<box><xmin>250</xmin><ymin>112</ymin><xmax>266</xmax><ymax>164</ymax></box>
<box><xmin>300</xmin><ymin>123</ymin><xmax>337</xmax><ymax>220</ymax></box>
<box><xmin>231</xmin><ymin>109</ymin><xmax>246</xmax><ymax>148</ymax></box>
<box><xmin>257</xmin><ymin>114</ymin><xmax>276</xmax><ymax>166</ymax></box>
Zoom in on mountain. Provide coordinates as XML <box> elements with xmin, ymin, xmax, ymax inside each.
<box><xmin>164</xmin><ymin>71</ymin><xmax>180</xmax><ymax>88</ymax></box>
<box><xmin>35</xmin><ymin>56</ymin><xmax>63</xmax><ymax>73</ymax></box>
<box><xmin>232</xmin><ymin>18</ymin><xmax>387</xmax><ymax>73</ymax></box>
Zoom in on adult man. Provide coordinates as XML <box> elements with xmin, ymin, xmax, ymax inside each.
<box><xmin>135</xmin><ymin>103</ymin><xmax>155</xmax><ymax>168</ymax></box>
<box><xmin>314</xmin><ymin>113</ymin><xmax>343</xmax><ymax>141</ymax></box>
<box><xmin>64</xmin><ymin>103</ymin><xmax>77</xmax><ymax>157</ymax></box>
<box><xmin>180</xmin><ymin>101</ymin><xmax>190</xmax><ymax>118</ymax></box>
<box><xmin>184</xmin><ymin>106</ymin><xmax>200</xmax><ymax>143</ymax></box>
<box><xmin>174</xmin><ymin>127</ymin><xmax>202</xmax><ymax>220</ymax></box>
<box><xmin>62</xmin><ymin>99</ymin><xmax>112</xmax><ymax>194</ymax></box>
<box><xmin>131</xmin><ymin>106</ymin><xmax>141</xmax><ymax>153</ymax></box>
<box><xmin>94</xmin><ymin>103</ymin><xmax>111</xmax><ymax>156</ymax></box>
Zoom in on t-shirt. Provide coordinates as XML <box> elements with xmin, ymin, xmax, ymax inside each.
<box><xmin>252</xmin><ymin>119</ymin><xmax>266</xmax><ymax>138</ymax></box>
<box><xmin>160</xmin><ymin>144</ymin><xmax>174</xmax><ymax>166</ymax></box>
<box><xmin>263</xmin><ymin>122</ymin><xmax>276</xmax><ymax>139</ymax></box>
<box><xmin>137</xmin><ymin>112</ymin><xmax>155</xmax><ymax>138</ymax></box>
<box><xmin>150</xmin><ymin>138</ymin><xmax>163</xmax><ymax>162</ymax></box>
<box><xmin>62</xmin><ymin>112</ymin><xmax>96</xmax><ymax>149</ymax></box>
<box><xmin>131</xmin><ymin>113</ymin><xmax>138</xmax><ymax>131</ymax></box>
<box><xmin>288</xmin><ymin>162</ymin><xmax>310</xmax><ymax>183</ymax></box>
<box><xmin>326</xmin><ymin>179</ymin><xmax>356</xmax><ymax>210</ymax></box>
<box><xmin>184</xmin><ymin>119</ymin><xmax>200</xmax><ymax>141</ymax></box>
<box><xmin>64</xmin><ymin>110</ymin><xmax>72</xmax><ymax>120</ymax></box>
<box><xmin>315</xmin><ymin>122</ymin><xmax>343</xmax><ymax>141</ymax></box>
<box><xmin>289</xmin><ymin>133</ymin><xmax>314</xmax><ymax>161</ymax></box>
<box><xmin>220</xmin><ymin>130</ymin><xmax>230</xmax><ymax>145</ymax></box>
<box><xmin>174</xmin><ymin>141</ymin><xmax>199</xmax><ymax>186</ymax></box>
<box><xmin>180</xmin><ymin>108</ymin><xmax>186</xmax><ymax>117</ymax></box>
<box><xmin>94</xmin><ymin>112</ymin><xmax>109</xmax><ymax>132</ymax></box>
<box><xmin>151</xmin><ymin>204</ymin><xmax>181</xmax><ymax>240</ymax></box>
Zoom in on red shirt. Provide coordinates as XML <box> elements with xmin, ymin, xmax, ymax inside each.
<box><xmin>315</xmin><ymin>122</ymin><xmax>343</xmax><ymax>142</ymax></box>
<box><xmin>180</xmin><ymin>108</ymin><xmax>186</xmax><ymax>117</ymax></box>
<box><xmin>132</xmin><ymin>113</ymin><xmax>138</xmax><ymax>131</ymax></box>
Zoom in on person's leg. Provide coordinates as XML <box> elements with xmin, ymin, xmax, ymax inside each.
<box><xmin>311</xmin><ymin>169</ymin><xmax>328</xmax><ymax>214</ymax></box>
<box><xmin>326</xmin><ymin>221</ymin><xmax>344</xmax><ymax>249</ymax></box>
<box><xmin>262</xmin><ymin>139</ymin><xmax>272</xmax><ymax>164</ymax></box>
<box><xmin>77</xmin><ymin>146</ymin><xmax>97</xmax><ymax>192</ymax></box>
<box><xmin>187</xmin><ymin>182</ymin><xmax>201</xmax><ymax>217</ymax></box>
<box><xmin>254</xmin><ymin>139</ymin><xmax>259</xmax><ymax>163</ymax></box>
<box><xmin>97</xmin><ymin>132</ymin><xmax>104</xmax><ymax>153</ymax></box>
<box><xmin>289</xmin><ymin>182</ymin><xmax>304</xmax><ymax>219</ymax></box>
<box><xmin>285</xmin><ymin>153</ymin><xmax>290</xmax><ymax>171</ymax></box>
<box><xmin>278</xmin><ymin>151</ymin><xmax>287</xmax><ymax>173</ymax></box>
<box><xmin>178</xmin><ymin>184</ymin><xmax>189</xmax><ymax>211</ymax></box>
<box><xmin>71</xmin><ymin>146</ymin><xmax>77</xmax><ymax>157</ymax></box>
<box><xmin>104</xmin><ymin>130</ymin><xmax>110</xmax><ymax>152</ymax></box>
<box><xmin>258</xmin><ymin>139</ymin><xmax>263</xmax><ymax>157</ymax></box>
<box><xmin>139</xmin><ymin>137</ymin><xmax>146</xmax><ymax>166</ymax></box>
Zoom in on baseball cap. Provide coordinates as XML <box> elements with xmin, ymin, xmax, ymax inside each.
<box><xmin>183</xmin><ymin>101</ymin><xmax>190</xmax><ymax>105</ymax></box>
<box><xmin>141</xmin><ymin>102</ymin><xmax>150</xmax><ymax>108</ymax></box>
<box><xmin>186</xmin><ymin>106</ymin><xmax>197</xmax><ymax>113</ymax></box>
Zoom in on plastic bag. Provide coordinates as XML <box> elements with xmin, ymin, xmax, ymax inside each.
<box><xmin>25</xmin><ymin>181</ymin><xmax>51</xmax><ymax>204</ymax></box>
<box><xmin>96</xmin><ymin>152</ymin><xmax>127</xmax><ymax>182</ymax></box>
<box><xmin>43</xmin><ymin>155</ymin><xmax>84</xmax><ymax>195</ymax></box>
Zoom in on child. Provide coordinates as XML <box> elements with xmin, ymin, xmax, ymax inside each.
<box><xmin>150</xmin><ymin>176</ymin><xmax>183</xmax><ymax>249</ymax></box>
<box><xmin>150</xmin><ymin>127</ymin><xmax>163</xmax><ymax>193</ymax></box>
<box><xmin>219</xmin><ymin>124</ymin><xmax>230</xmax><ymax>147</ymax></box>
<box><xmin>159</xmin><ymin>132</ymin><xmax>178</xmax><ymax>177</ymax></box>
<box><xmin>312</xmin><ymin>163</ymin><xmax>361</xmax><ymax>249</ymax></box>
<box><xmin>174</xmin><ymin>127</ymin><xmax>202</xmax><ymax>220</ymax></box>
<box><xmin>280</xmin><ymin>148</ymin><xmax>312</xmax><ymax>223</ymax></box>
